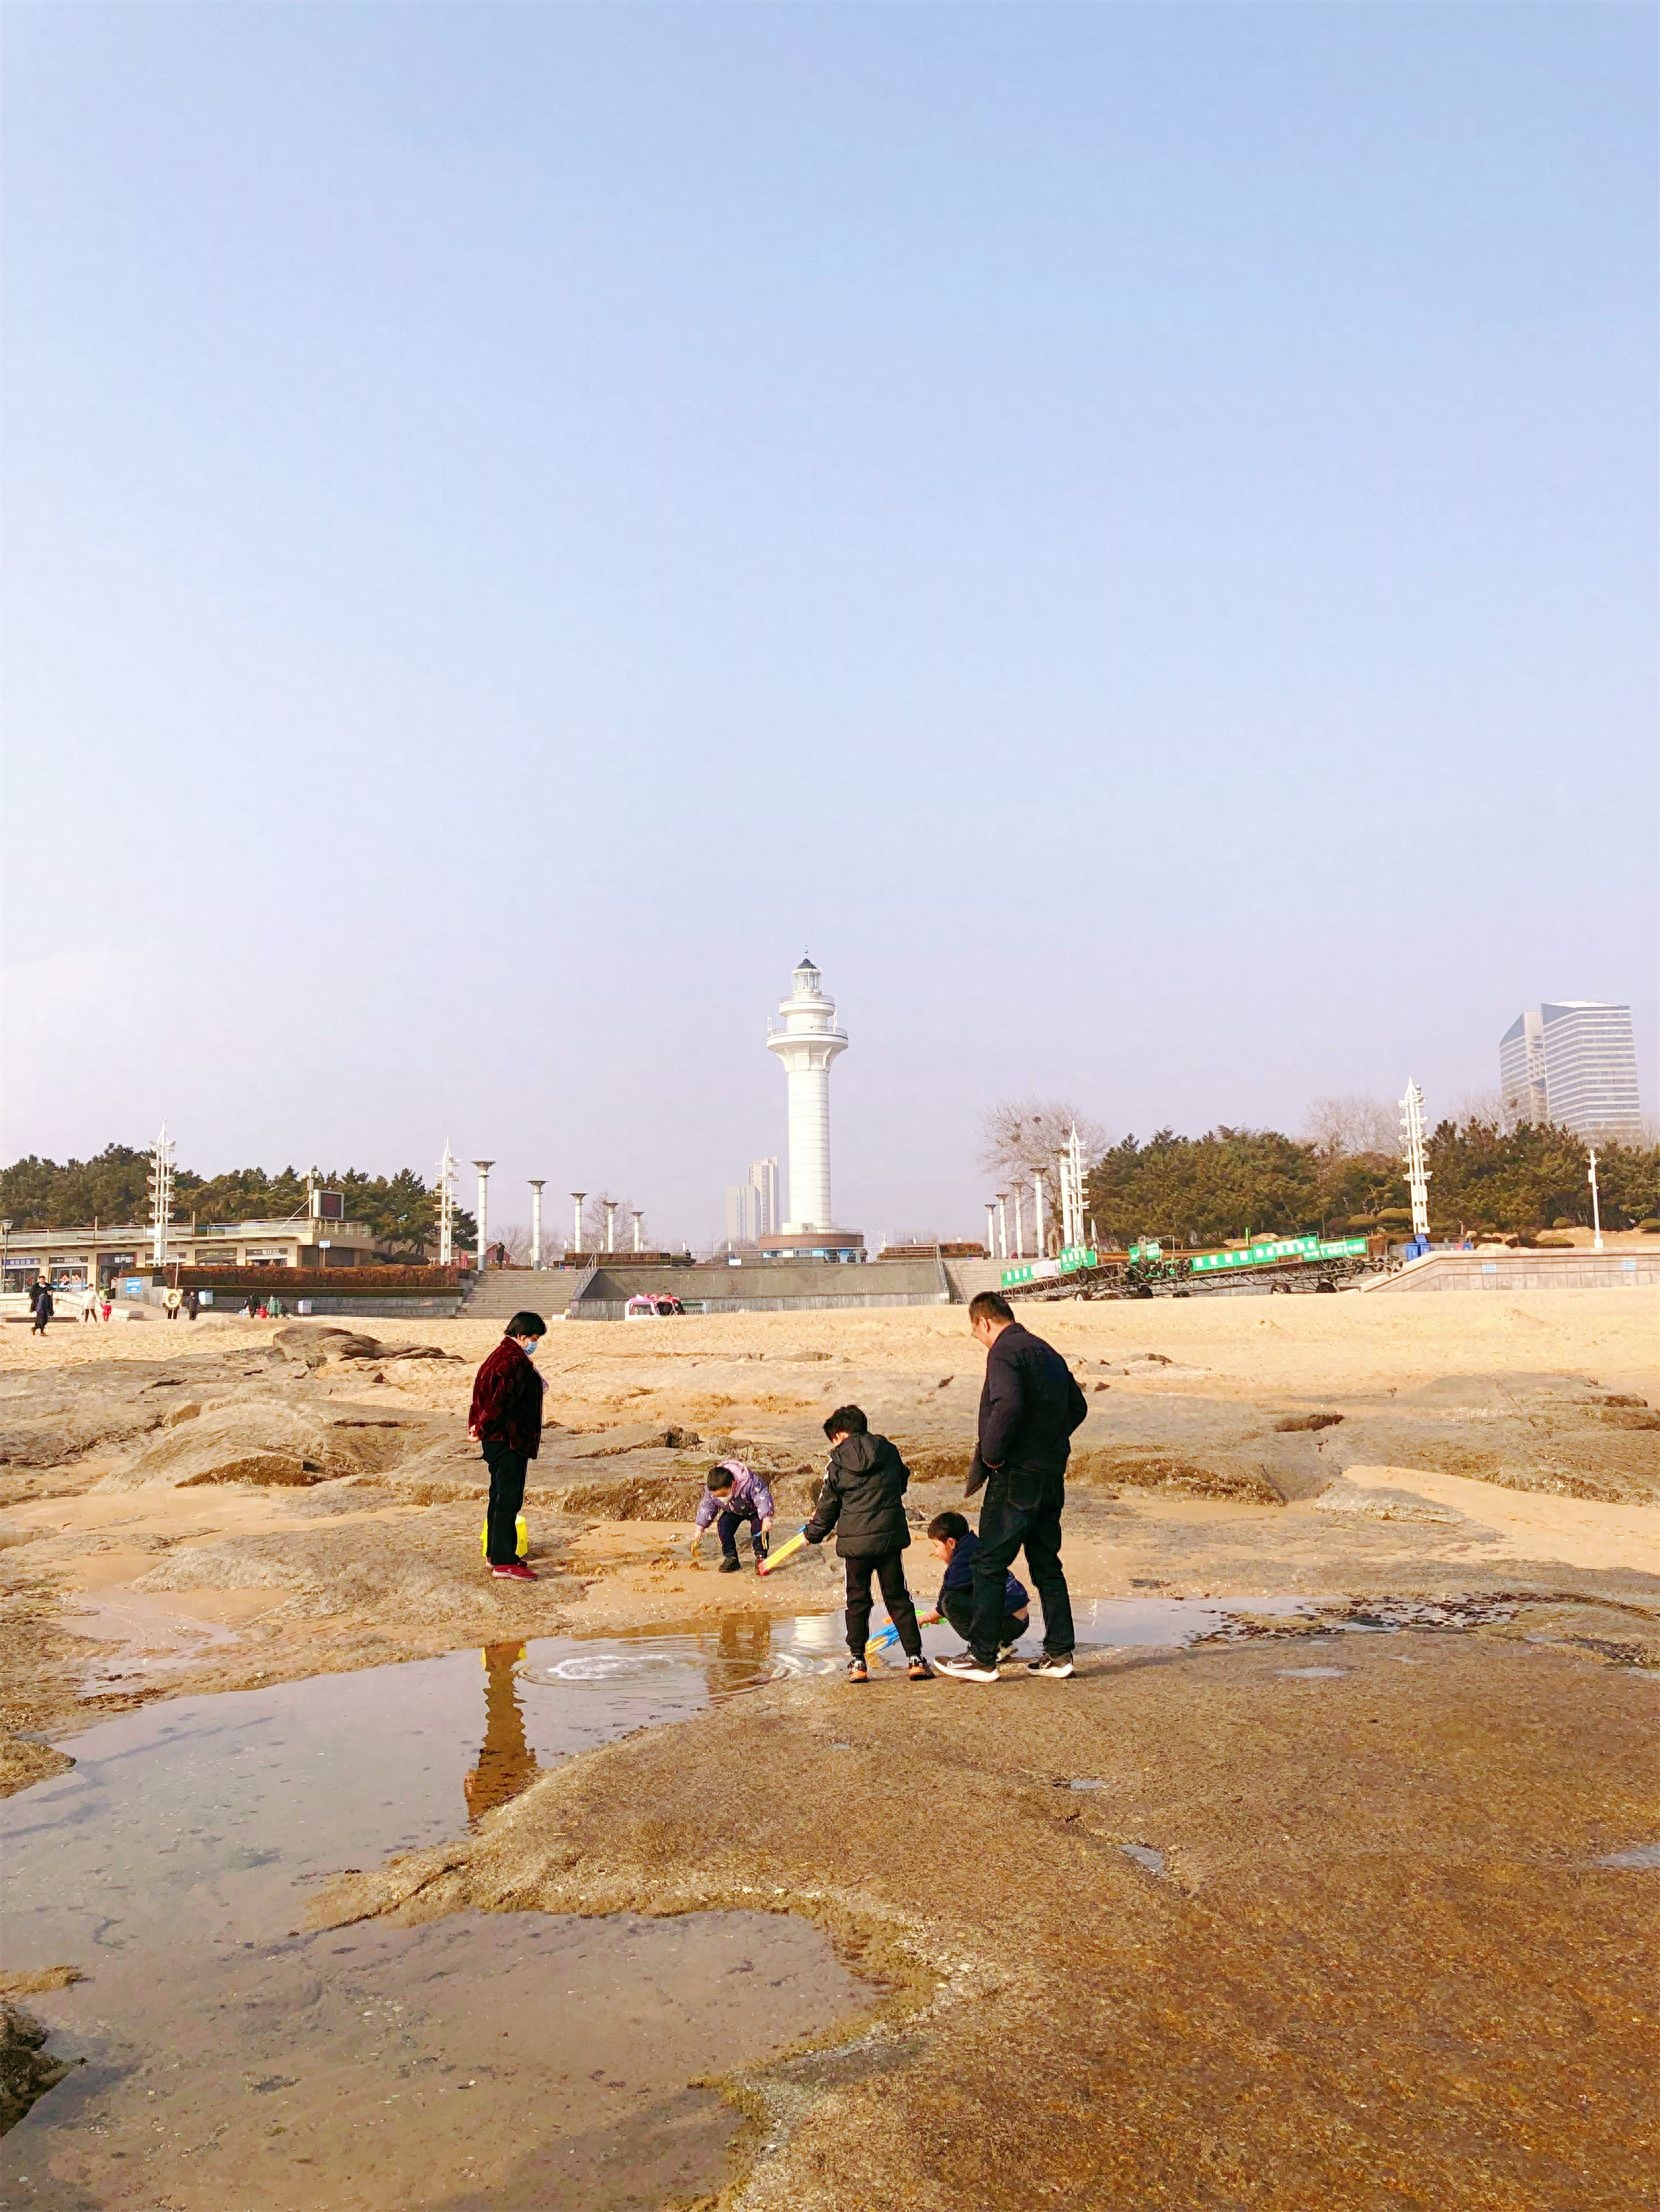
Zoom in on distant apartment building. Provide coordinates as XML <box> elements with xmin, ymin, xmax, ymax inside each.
<box><xmin>1498</xmin><ymin>1011</ymin><xmax>1549</xmax><ymax>1126</ymax></box>
<box><xmin>723</xmin><ymin>1156</ymin><xmax>781</xmax><ymax>1248</ymax></box>
<box><xmin>749</xmin><ymin>1156</ymin><xmax>780</xmax><ymax>1236</ymax></box>
<box><xmin>1500</xmin><ymin>1002</ymin><xmax>1642</xmax><ymax>1140</ymax></box>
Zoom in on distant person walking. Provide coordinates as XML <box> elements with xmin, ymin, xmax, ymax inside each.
<box><xmin>185</xmin><ymin>1289</ymin><xmax>201</xmax><ymax>1321</ymax></box>
<box><xmin>936</xmin><ymin>1293</ymin><xmax>1088</xmax><ymax>1684</ymax></box>
<box><xmin>80</xmin><ymin>1283</ymin><xmax>101</xmax><ymax>1324</ymax></box>
<box><xmin>163</xmin><ymin>1285</ymin><xmax>183</xmax><ymax>1322</ymax></box>
<box><xmin>468</xmin><ymin>1310</ymin><xmax>547</xmax><ymax>1582</ymax></box>
<box><xmin>29</xmin><ymin>1279</ymin><xmax>53</xmax><ymax>1335</ymax></box>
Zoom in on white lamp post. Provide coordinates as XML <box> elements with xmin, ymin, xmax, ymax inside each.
<box><xmin>1588</xmin><ymin>1148</ymin><xmax>1603</xmax><ymax>1254</ymax></box>
<box><xmin>1012</xmin><ymin>1186</ymin><xmax>1026</xmax><ymax>1259</ymax></box>
<box><xmin>571</xmin><ymin>1192</ymin><xmax>586</xmax><ymax>1259</ymax></box>
<box><xmin>1398</xmin><ymin>1084</ymin><xmax>1431</xmax><ymax>1245</ymax></box>
<box><xmin>985</xmin><ymin>1201</ymin><xmax>997</xmax><ymax>1258</ymax></box>
<box><xmin>1032</xmin><ymin>1173</ymin><xmax>1046</xmax><ymax>1257</ymax></box>
<box><xmin>148</xmin><ymin>1124</ymin><xmax>175</xmax><ymax>1267</ymax></box>
<box><xmin>435</xmin><ymin>1144</ymin><xmax>457</xmax><ymax>1266</ymax></box>
<box><xmin>603</xmin><ymin>1198</ymin><xmax>618</xmax><ymax>1253</ymax></box>
<box><xmin>472</xmin><ymin>1160</ymin><xmax>494</xmax><ymax>1270</ymax></box>
<box><xmin>529</xmin><ymin>1180</ymin><xmax>545</xmax><ymax>1270</ymax></box>
<box><xmin>995</xmin><ymin>1192</ymin><xmax>1009</xmax><ymax>1262</ymax></box>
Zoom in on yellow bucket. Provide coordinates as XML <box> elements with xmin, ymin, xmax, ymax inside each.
<box><xmin>479</xmin><ymin>1515</ymin><xmax>529</xmax><ymax>1560</ymax></box>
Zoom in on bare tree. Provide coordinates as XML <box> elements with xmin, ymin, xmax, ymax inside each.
<box><xmin>979</xmin><ymin>1100</ymin><xmax>1110</xmax><ymax>1251</ymax></box>
<box><xmin>1303</xmin><ymin>1095</ymin><xmax>1399</xmax><ymax>1158</ymax></box>
<box><xmin>1451</xmin><ymin>1088</ymin><xmax>1506</xmax><ymax>1130</ymax></box>
<box><xmin>582</xmin><ymin>1191</ymin><xmax>639</xmax><ymax>1251</ymax></box>
<box><xmin>491</xmin><ymin>1220</ymin><xmax>534</xmax><ymax>1265</ymax></box>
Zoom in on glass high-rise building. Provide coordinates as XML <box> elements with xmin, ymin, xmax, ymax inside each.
<box><xmin>1499</xmin><ymin>1002</ymin><xmax>1642</xmax><ymax>1140</ymax></box>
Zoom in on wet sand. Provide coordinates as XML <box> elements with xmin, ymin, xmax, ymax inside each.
<box><xmin>2</xmin><ymin>1295</ymin><xmax>1658</xmax><ymax>2206</ymax></box>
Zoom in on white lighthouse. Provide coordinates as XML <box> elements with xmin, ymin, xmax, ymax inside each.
<box><xmin>764</xmin><ymin>955</ymin><xmax>863</xmax><ymax>1260</ymax></box>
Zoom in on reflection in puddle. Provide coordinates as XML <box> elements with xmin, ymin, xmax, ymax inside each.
<box><xmin>462</xmin><ymin>1642</ymin><xmax>539</xmax><ymax>1827</ymax></box>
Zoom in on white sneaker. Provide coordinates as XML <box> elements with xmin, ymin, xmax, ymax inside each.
<box><xmin>936</xmin><ymin>1652</ymin><xmax>1000</xmax><ymax>1684</ymax></box>
<box><xmin>1026</xmin><ymin>1653</ymin><xmax>1075</xmax><ymax>1679</ymax></box>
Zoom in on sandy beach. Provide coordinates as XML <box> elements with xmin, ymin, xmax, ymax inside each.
<box><xmin>2</xmin><ymin>1291</ymin><xmax>1657</xmax><ymax>2206</ymax></box>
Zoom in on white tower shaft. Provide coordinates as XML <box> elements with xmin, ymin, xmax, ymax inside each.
<box><xmin>766</xmin><ymin>957</ymin><xmax>849</xmax><ymax>1233</ymax></box>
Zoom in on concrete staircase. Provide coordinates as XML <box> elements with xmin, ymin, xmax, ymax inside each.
<box><xmin>457</xmin><ymin>1268</ymin><xmax>582</xmax><ymax>1322</ymax></box>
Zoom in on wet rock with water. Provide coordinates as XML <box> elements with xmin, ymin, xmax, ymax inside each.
<box><xmin>0</xmin><ymin>2002</ymin><xmax>70</xmax><ymax>2134</ymax></box>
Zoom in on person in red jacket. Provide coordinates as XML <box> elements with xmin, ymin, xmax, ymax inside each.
<box><xmin>468</xmin><ymin>1311</ymin><xmax>547</xmax><ymax>1581</ymax></box>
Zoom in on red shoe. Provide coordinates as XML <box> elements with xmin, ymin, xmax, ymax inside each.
<box><xmin>491</xmin><ymin>1561</ymin><xmax>537</xmax><ymax>1581</ymax></box>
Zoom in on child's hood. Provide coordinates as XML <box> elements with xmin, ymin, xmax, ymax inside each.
<box><xmin>831</xmin><ymin>1433</ymin><xmax>890</xmax><ymax>1477</ymax></box>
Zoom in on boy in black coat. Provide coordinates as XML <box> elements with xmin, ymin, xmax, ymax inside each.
<box><xmin>803</xmin><ymin>1406</ymin><xmax>933</xmax><ymax>1683</ymax></box>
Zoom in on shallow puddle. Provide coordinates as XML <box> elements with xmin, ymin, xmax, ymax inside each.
<box><xmin>1</xmin><ymin>1594</ymin><xmax>1321</xmax><ymax>2204</ymax></box>
<box><xmin>0</xmin><ymin>1622</ymin><xmax>867</xmax><ymax>2209</ymax></box>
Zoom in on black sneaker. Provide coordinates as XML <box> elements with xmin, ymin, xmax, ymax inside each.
<box><xmin>935</xmin><ymin>1652</ymin><xmax>1000</xmax><ymax>1683</ymax></box>
<box><xmin>907</xmin><ymin>1656</ymin><xmax>935</xmax><ymax>1681</ymax></box>
<box><xmin>1027</xmin><ymin>1653</ymin><xmax>1075</xmax><ymax>1679</ymax></box>
<box><xmin>718</xmin><ymin>1556</ymin><xmax>742</xmax><ymax>1574</ymax></box>
<box><xmin>846</xmin><ymin>1657</ymin><xmax>870</xmax><ymax>1683</ymax></box>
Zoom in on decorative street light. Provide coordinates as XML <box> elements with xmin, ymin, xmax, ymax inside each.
<box><xmin>985</xmin><ymin>1201</ymin><xmax>997</xmax><ymax>1258</ymax></box>
<box><xmin>528</xmin><ymin>1180</ymin><xmax>546</xmax><ymax>1270</ymax></box>
<box><xmin>435</xmin><ymin>1145</ymin><xmax>457</xmax><ymax>1266</ymax></box>
<box><xmin>995</xmin><ymin>1191</ymin><xmax>1009</xmax><ymax>1262</ymax></box>
<box><xmin>1032</xmin><ymin>1174</ymin><xmax>1045</xmax><ymax>1258</ymax></box>
<box><xmin>148</xmin><ymin>1125</ymin><xmax>175</xmax><ymax>1268</ymax></box>
<box><xmin>1588</xmin><ymin>1148</ymin><xmax>1604</xmax><ymax>1254</ymax></box>
<box><xmin>631</xmin><ymin>1208</ymin><xmax>644</xmax><ymax>1253</ymax></box>
<box><xmin>1012</xmin><ymin>1186</ymin><xmax>1026</xmax><ymax>1260</ymax></box>
<box><xmin>570</xmin><ymin>1192</ymin><xmax>586</xmax><ymax>1259</ymax></box>
<box><xmin>472</xmin><ymin>1160</ymin><xmax>495</xmax><ymax>1271</ymax></box>
<box><xmin>603</xmin><ymin>1198</ymin><xmax>619</xmax><ymax>1253</ymax></box>
<box><xmin>1398</xmin><ymin>1084</ymin><xmax>1431</xmax><ymax>1246</ymax></box>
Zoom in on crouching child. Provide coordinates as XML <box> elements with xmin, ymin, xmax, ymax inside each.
<box><xmin>694</xmin><ymin>1459</ymin><xmax>774</xmax><ymax>1572</ymax></box>
<box><xmin>804</xmin><ymin>1406</ymin><xmax>933</xmax><ymax>1683</ymax></box>
<box><xmin>927</xmin><ymin>1510</ymin><xmax>1030</xmax><ymax>1655</ymax></box>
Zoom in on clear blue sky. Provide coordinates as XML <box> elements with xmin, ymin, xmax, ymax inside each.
<box><xmin>3</xmin><ymin>2</ymin><xmax>1654</xmax><ymax>1245</ymax></box>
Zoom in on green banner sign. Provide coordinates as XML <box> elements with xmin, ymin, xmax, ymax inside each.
<box><xmin>1190</xmin><ymin>1235</ymin><xmax>1367</xmax><ymax>1273</ymax></box>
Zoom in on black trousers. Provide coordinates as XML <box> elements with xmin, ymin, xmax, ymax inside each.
<box><xmin>483</xmin><ymin>1442</ymin><xmax>529</xmax><ymax>1565</ymax></box>
<box><xmin>940</xmin><ymin>1588</ymin><xmax>1028</xmax><ymax>1650</ymax></box>
<box><xmin>715</xmin><ymin>1508</ymin><xmax>768</xmax><ymax>1563</ymax></box>
<box><xmin>969</xmin><ymin>1474</ymin><xmax>1075</xmax><ymax>1665</ymax></box>
<box><xmin>844</xmin><ymin>1551</ymin><xmax>922</xmax><ymax>1660</ymax></box>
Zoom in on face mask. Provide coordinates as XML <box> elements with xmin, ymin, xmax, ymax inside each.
<box><xmin>519</xmin><ymin>1337</ymin><xmax>539</xmax><ymax>1356</ymax></box>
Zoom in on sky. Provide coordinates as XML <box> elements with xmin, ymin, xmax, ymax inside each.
<box><xmin>3</xmin><ymin>2</ymin><xmax>1655</xmax><ymax>1248</ymax></box>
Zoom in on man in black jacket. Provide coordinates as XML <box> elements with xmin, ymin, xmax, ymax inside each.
<box><xmin>937</xmin><ymin>1293</ymin><xmax>1088</xmax><ymax>1683</ymax></box>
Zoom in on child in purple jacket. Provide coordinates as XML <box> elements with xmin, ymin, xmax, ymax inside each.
<box><xmin>693</xmin><ymin>1459</ymin><xmax>775</xmax><ymax>1573</ymax></box>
